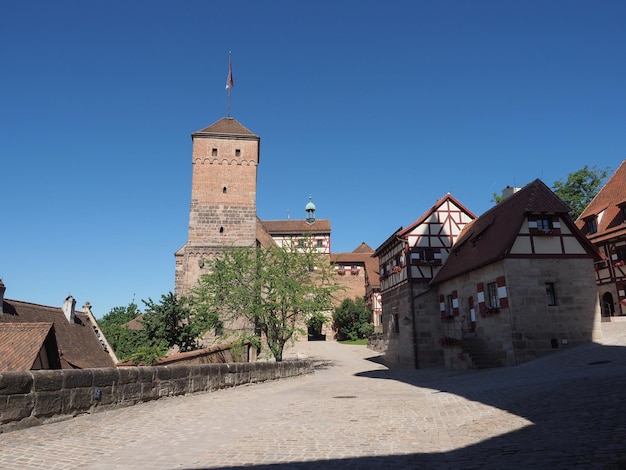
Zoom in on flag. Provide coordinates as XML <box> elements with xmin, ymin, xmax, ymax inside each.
<box><xmin>226</xmin><ymin>54</ymin><xmax>234</xmax><ymax>90</ymax></box>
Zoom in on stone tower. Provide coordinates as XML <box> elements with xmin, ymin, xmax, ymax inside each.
<box><xmin>175</xmin><ymin>117</ymin><xmax>260</xmax><ymax>296</ymax></box>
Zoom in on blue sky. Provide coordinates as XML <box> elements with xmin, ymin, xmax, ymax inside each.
<box><xmin>2</xmin><ymin>1</ymin><xmax>625</xmax><ymax>317</ymax></box>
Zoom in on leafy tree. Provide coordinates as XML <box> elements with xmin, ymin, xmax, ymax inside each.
<box><xmin>552</xmin><ymin>165</ymin><xmax>610</xmax><ymax>219</ymax></box>
<box><xmin>333</xmin><ymin>297</ymin><xmax>374</xmax><ymax>341</ymax></box>
<box><xmin>99</xmin><ymin>302</ymin><xmax>151</xmax><ymax>360</ymax></box>
<box><xmin>142</xmin><ymin>292</ymin><xmax>218</xmax><ymax>353</ymax></box>
<box><xmin>491</xmin><ymin>192</ymin><xmax>503</xmax><ymax>205</ymax></box>
<box><xmin>192</xmin><ymin>241</ymin><xmax>341</xmax><ymax>362</ymax></box>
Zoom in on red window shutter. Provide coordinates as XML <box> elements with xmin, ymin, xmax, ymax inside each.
<box><xmin>452</xmin><ymin>290</ymin><xmax>459</xmax><ymax>316</ymax></box>
<box><xmin>439</xmin><ymin>294</ymin><xmax>446</xmax><ymax>318</ymax></box>
<box><xmin>496</xmin><ymin>276</ymin><xmax>509</xmax><ymax>308</ymax></box>
<box><xmin>476</xmin><ymin>282</ymin><xmax>485</xmax><ymax>314</ymax></box>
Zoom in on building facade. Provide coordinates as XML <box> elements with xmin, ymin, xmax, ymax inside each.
<box><xmin>375</xmin><ymin>181</ymin><xmax>602</xmax><ymax>369</ymax></box>
<box><xmin>576</xmin><ymin>160</ymin><xmax>626</xmax><ymax>319</ymax></box>
<box><xmin>373</xmin><ymin>194</ymin><xmax>476</xmax><ymax>367</ymax></box>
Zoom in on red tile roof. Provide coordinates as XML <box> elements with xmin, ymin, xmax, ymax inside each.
<box><xmin>256</xmin><ymin>217</ymin><xmax>277</xmax><ymax>248</ymax></box>
<box><xmin>193</xmin><ymin>117</ymin><xmax>258</xmax><ymax>137</ymax></box>
<box><xmin>0</xmin><ymin>299</ymin><xmax>115</xmax><ymax>369</ymax></box>
<box><xmin>432</xmin><ymin>179</ymin><xmax>598</xmax><ymax>285</ymax></box>
<box><xmin>261</xmin><ymin>219</ymin><xmax>331</xmax><ymax>235</ymax></box>
<box><xmin>576</xmin><ymin>160</ymin><xmax>626</xmax><ymax>243</ymax></box>
<box><xmin>0</xmin><ymin>322</ymin><xmax>57</xmax><ymax>371</ymax></box>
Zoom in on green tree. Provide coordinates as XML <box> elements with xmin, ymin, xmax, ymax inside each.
<box><xmin>99</xmin><ymin>302</ymin><xmax>152</xmax><ymax>360</ymax></box>
<box><xmin>333</xmin><ymin>297</ymin><xmax>374</xmax><ymax>341</ymax></box>
<box><xmin>192</xmin><ymin>241</ymin><xmax>341</xmax><ymax>362</ymax></box>
<box><xmin>142</xmin><ymin>292</ymin><xmax>218</xmax><ymax>353</ymax></box>
<box><xmin>552</xmin><ymin>165</ymin><xmax>610</xmax><ymax>219</ymax></box>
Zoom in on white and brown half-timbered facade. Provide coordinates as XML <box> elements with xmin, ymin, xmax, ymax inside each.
<box><xmin>372</xmin><ymin>194</ymin><xmax>476</xmax><ymax>367</ymax></box>
<box><xmin>576</xmin><ymin>161</ymin><xmax>626</xmax><ymax>319</ymax></box>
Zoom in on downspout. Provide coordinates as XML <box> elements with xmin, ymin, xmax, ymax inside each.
<box><xmin>402</xmin><ymin>236</ymin><xmax>419</xmax><ymax>369</ymax></box>
<box><xmin>503</xmin><ymin>261</ymin><xmax>518</xmax><ymax>366</ymax></box>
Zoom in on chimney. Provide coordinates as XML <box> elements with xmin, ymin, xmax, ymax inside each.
<box><xmin>0</xmin><ymin>279</ymin><xmax>5</xmax><ymax>315</ymax></box>
<box><xmin>63</xmin><ymin>295</ymin><xmax>76</xmax><ymax>323</ymax></box>
<box><xmin>502</xmin><ymin>186</ymin><xmax>521</xmax><ymax>200</ymax></box>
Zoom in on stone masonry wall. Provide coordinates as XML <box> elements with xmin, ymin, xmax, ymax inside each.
<box><xmin>0</xmin><ymin>361</ymin><xmax>312</xmax><ymax>433</ymax></box>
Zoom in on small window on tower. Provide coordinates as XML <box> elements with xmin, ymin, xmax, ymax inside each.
<box><xmin>212</xmin><ymin>148</ymin><xmax>218</xmax><ymax>156</ymax></box>
<box><xmin>223</xmin><ymin>186</ymin><xmax>227</xmax><ymax>193</ymax></box>
<box><xmin>219</xmin><ymin>226</ymin><xmax>224</xmax><ymax>233</ymax></box>
<box><xmin>235</xmin><ymin>149</ymin><xmax>241</xmax><ymax>156</ymax></box>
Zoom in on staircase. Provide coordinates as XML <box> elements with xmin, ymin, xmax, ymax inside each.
<box><xmin>461</xmin><ymin>335</ymin><xmax>501</xmax><ymax>369</ymax></box>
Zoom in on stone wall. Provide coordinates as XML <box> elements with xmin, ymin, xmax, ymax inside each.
<box><xmin>0</xmin><ymin>360</ymin><xmax>312</xmax><ymax>433</ymax></box>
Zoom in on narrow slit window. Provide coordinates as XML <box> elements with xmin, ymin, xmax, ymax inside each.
<box><xmin>546</xmin><ymin>282</ymin><xmax>557</xmax><ymax>306</ymax></box>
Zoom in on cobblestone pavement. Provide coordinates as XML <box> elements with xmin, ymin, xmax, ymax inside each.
<box><xmin>2</xmin><ymin>323</ymin><xmax>626</xmax><ymax>469</ymax></box>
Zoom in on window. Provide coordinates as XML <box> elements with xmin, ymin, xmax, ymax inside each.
<box><xmin>393</xmin><ymin>313</ymin><xmax>400</xmax><ymax>334</ymax></box>
<box><xmin>618</xmin><ymin>246</ymin><xmax>626</xmax><ymax>261</ymax></box>
<box><xmin>546</xmin><ymin>283</ymin><xmax>557</xmax><ymax>306</ymax></box>
<box><xmin>212</xmin><ymin>148</ymin><xmax>218</xmax><ymax>156</ymax></box>
<box><xmin>537</xmin><ymin>218</ymin><xmax>553</xmax><ymax>232</ymax></box>
<box><xmin>235</xmin><ymin>148</ymin><xmax>241</xmax><ymax>156</ymax></box>
<box><xmin>586</xmin><ymin>217</ymin><xmax>598</xmax><ymax>234</ymax></box>
<box><xmin>316</xmin><ymin>239</ymin><xmax>323</xmax><ymax>248</ymax></box>
<box><xmin>421</xmin><ymin>249</ymin><xmax>434</xmax><ymax>261</ymax></box>
<box><xmin>447</xmin><ymin>295</ymin><xmax>454</xmax><ymax>317</ymax></box>
<box><xmin>487</xmin><ymin>282</ymin><xmax>500</xmax><ymax>308</ymax></box>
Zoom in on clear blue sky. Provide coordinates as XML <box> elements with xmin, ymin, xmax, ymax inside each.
<box><xmin>2</xmin><ymin>1</ymin><xmax>625</xmax><ymax>317</ymax></box>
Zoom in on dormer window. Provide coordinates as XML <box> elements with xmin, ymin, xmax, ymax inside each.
<box><xmin>586</xmin><ymin>216</ymin><xmax>598</xmax><ymax>234</ymax></box>
<box><xmin>528</xmin><ymin>215</ymin><xmax>561</xmax><ymax>236</ymax></box>
<box><xmin>536</xmin><ymin>218</ymin><xmax>553</xmax><ymax>232</ymax></box>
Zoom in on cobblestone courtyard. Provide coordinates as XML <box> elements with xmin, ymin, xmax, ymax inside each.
<box><xmin>2</xmin><ymin>322</ymin><xmax>626</xmax><ymax>469</ymax></box>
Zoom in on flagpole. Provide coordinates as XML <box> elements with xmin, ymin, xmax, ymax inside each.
<box><xmin>226</xmin><ymin>52</ymin><xmax>233</xmax><ymax>118</ymax></box>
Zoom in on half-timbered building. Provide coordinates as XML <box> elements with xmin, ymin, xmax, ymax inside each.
<box><xmin>576</xmin><ymin>160</ymin><xmax>626</xmax><ymax>319</ymax></box>
<box><xmin>432</xmin><ymin>179</ymin><xmax>602</xmax><ymax>368</ymax></box>
<box><xmin>372</xmin><ymin>194</ymin><xmax>476</xmax><ymax>367</ymax></box>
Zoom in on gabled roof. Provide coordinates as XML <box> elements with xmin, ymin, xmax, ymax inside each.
<box><xmin>398</xmin><ymin>193</ymin><xmax>476</xmax><ymax>238</ymax></box>
<box><xmin>192</xmin><ymin>117</ymin><xmax>258</xmax><ymax>138</ymax></box>
<box><xmin>261</xmin><ymin>219</ymin><xmax>331</xmax><ymax>235</ymax></box>
<box><xmin>352</xmin><ymin>242</ymin><xmax>375</xmax><ymax>254</ymax></box>
<box><xmin>0</xmin><ymin>299</ymin><xmax>115</xmax><ymax>369</ymax></box>
<box><xmin>576</xmin><ymin>160</ymin><xmax>626</xmax><ymax>243</ymax></box>
<box><xmin>0</xmin><ymin>322</ymin><xmax>58</xmax><ymax>371</ymax></box>
<box><xmin>256</xmin><ymin>216</ymin><xmax>277</xmax><ymax>248</ymax></box>
<box><xmin>330</xmin><ymin>243</ymin><xmax>380</xmax><ymax>289</ymax></box>
<box><xmin>373</xmin><ymin>227</ymin><xmax>403</xmax><ymax>257</ymax></box>
<box><xmin>432</xmin><ymin>179</ymin><xmax>594</xmax><ymax>285</ymax></box>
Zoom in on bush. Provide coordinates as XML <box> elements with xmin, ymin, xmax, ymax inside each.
<box><xmin>333</xmin><ymin>297</ymin><xmax>373</xmax><ymax>341</ymax></box>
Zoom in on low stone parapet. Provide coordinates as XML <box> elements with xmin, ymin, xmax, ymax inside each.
<box><xmin>0</xmin><ymin>360</ymin><xmax>312</xmax><ymax>433</ymax></box>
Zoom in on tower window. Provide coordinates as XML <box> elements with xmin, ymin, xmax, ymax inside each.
<box><xmin>219</xmin><ymin>227</ymin><xmax>224</xmax><ymax>233</ymax></box>
<box><xmin>223</xmin><ymin>186</ymin><xmax>227</xmax><ymax>193</ymax></box>
<box><xmin>212</xmin><ymin>148</ymin><xmax>218</xmax><ymax>156</ymax></box>
<box><xmin>235</xmin><ymin>149</ymin><xmax>241</xmax><ymax>156</ymax></box>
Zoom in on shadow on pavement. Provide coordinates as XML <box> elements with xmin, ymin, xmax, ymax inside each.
<box><xmin>194</xmin><ymin>342</ymin><xmax>626</xmax><ymax>469</ymax></box>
